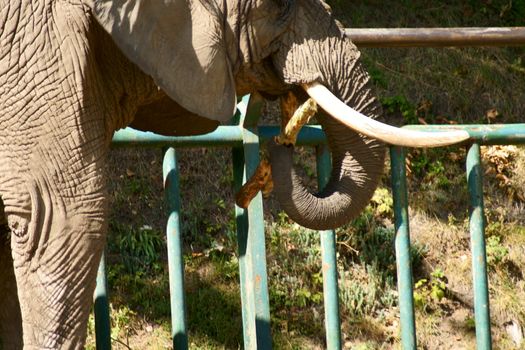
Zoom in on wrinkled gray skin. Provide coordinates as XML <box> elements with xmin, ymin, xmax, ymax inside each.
<box><xmin>0</xmin><ymin>0</ymin><xmax>384</xmax><ymax>347</ymax></box>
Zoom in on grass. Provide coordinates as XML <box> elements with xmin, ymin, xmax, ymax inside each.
<box><xmin>85</xmin><ymin>1</ymin><xmax>525</xmax><ymax>349</ymax></box>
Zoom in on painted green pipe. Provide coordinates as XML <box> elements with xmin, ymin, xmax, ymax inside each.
<box><xmin>94</xmin><ymin>251</ymin><xmax>111</xmax><ymax>350</ymax></box>
<box><xmin>404</xmin><ymin>123</ymin><xmax>525</xmax><ymax>145</ymax></box>
<box><xmin>163</xmin><ymin>148</ymin><xmax>188</xmax><ymax>350</ymax></box>
<box><xmin>466</xmin><ymin>143</ymin><xmax>493</xmax><ymax>350</ymax></box>
<box><xmin>390</xmin><ymin>146</ymin><xmax>417</xmax><ymax>350</ymax></box>
<box><xmin>113</xmin><ymin>123</ymin><xmax>525</xmax><ymax>148</ymax></box>
<box><xmin>243</xmin><ymin>101</ymin><xmax>273</xmax><ymax>350</ymax></box>
<box><xmin>112</xmin><ymin>126</ymin><xmax>243</xmax><ymax>148</ymax></box>
<box><xmin>316</xmin><ymin>144</ymin><xmax>342</xmax><ymax>350</ymax></box>
<box><xmin>112</xmin><ymin>125</ymin><xmax>326</xmax><ymax>148</ymax></box>
<box><xmin>232</xmin><ymin>147</ymin><xmax>255</xmax><ymax>348</ymax></box>
<box><xmin>232</xmin><ymin>94</ymin><xmax>272</xmax><ymax>349</ymax></box>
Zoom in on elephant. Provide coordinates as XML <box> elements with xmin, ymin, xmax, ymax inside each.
<box><xmin>0</xmin><ymin>0</ymin><xmax>469</xmax><ymax>347</ymax></box>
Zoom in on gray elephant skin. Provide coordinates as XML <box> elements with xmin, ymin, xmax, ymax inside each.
<box><xmin>0</xmin><ymin>0</ymin><xmax>385</xmax><ymax>348</ymax></box>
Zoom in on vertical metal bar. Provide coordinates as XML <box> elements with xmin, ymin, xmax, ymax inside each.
<box><xmin>94</xmin><ymin>251</ymin><xmax>111</xmax><ymax>350</ymax></box>
<box><xmin>466</xmin><ymin>143</ymin><xmax>492</xmax><ymax>350</ymax></box>
<box><xmin>243</xmin><ymin>130</ymin><xmax>272</xmax><ymax>350</ymax></box>
<box><xmin>163</xmin><ymin>147</ymin><xmax>188</xmax><ymax>350</ymax></box>
<box><xmin>316</xmin><ymin>144</ymin><xmax>342</xmax><ymax>350</ymax></box>
<box><xmin>233</xmin><ymin>94</ymin><xmax>272</xmax><ymax>349</ymax></box>
<box><xmin>233</xmin><ymin>146</ymin><xmax>256</xmax><ymax>349</ymax></box>
<box><xmin>390</xmin><ymin>146</ymin><xmax>417</xmax><ymax>350</ymax></box>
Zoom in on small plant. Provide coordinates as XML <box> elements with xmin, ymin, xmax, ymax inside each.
<box><xmin>338</xmin><ymin>261</ymin><xmax>398</xmax><ymax>318</ymax></box>
<box><xmin>211</xmin><ymin>253</ymin><xmax>239</xmax><ymax>280</ymax></box>
<box><xmin>108</xmin><ymin>264</ymin><xmax>171</xmax><ymax>319</ymax></box>
<box><xmin>381</xmin><ymin>95</ymin><xmax>418</xmax><ymax>124</ymax></box>
<box><xmin>295</xmin><ymin>287</ymin><xmax>323</xmax><ymax>307</ymax></box>
<box><xmin>465</xmin><ymin>316</ymin><xmax>476</xmax><ymax>330</ymax></box>
<box><xmin>110</xmin><ymin>304</ymin><xmax>136</xmax><ymax>343</ymax></box>
<box><xmin>370</xmin><ymin>187</ymin><xmax>393</xmax><ymax>217</ymax></box>
<box><xmin>109</xmin><ymin>222</ymin><xmax>164</xmax><ymax>274</ymax></box>
<box><xmin>485</xmin><ymin>235</ymin><xmax>509</xmax><ymax>268</ymax></box>
<box><xmin>413</xmin><ymin>268</ymin><xmax>448</xmax><ymax>311</ymax></box>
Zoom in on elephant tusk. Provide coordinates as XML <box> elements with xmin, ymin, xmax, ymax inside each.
<box><xmin>302</xmin><ymin>82</ymin><xmax>470</xmax><ymax>148</ymax></box>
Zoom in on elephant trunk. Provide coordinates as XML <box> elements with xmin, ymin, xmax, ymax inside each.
<box><xmin>269</xmin><ymin>110</ymin><xmax>384</xmax><ymax>231</ymax></box>
<box><xmin>268</xmin><ymin>1</ymin><xmax>385</xmax><ymax>229</ymax></box>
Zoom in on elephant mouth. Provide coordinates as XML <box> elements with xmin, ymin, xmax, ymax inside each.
<box><xmin>302</xmin><ymin>82</ymin><xmax>470</xmax><ymax>148</ymax></box>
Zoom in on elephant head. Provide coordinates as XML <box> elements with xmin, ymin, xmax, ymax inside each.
<box><xmin>93</xmin><ymin>0</ymin><xmax>468</xmax><ymax>230</ymax></box>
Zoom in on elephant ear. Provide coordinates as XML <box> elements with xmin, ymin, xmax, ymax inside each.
<box><xmin>93</xmin><ymin>0</ymin><xmax>236</xmax><ymax>122</ymax></box>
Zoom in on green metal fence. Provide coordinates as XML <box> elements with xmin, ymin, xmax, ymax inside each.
<box><xmin>95</xmin><ymin>88</ymin><xmax>525</xmax><ymax>349</ymax></box>
<box><xmin>392</xmin><ymin>124</ymin><xmax>525</xmax><ymax>350</ymax></box>
<box><xmin>95</xmin><ymin>94</ymin><xmax>342</xmax><ymax>349</ymax></box>
<box><xmin>93</xmin><ymin>28</ymin><xmax>525</xmax><ymax>349</ymax></box>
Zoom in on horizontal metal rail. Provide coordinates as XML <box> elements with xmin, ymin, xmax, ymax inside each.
<box><xmin>113</xmin><ymin>123</ymin><xmax>525</xmax><ymax>148</ymax></box>
<box><xmin>404</xmin><ymin>124</ymin><xmax>525</xmax><ymax>144</ymax></box>
<box><xmin>112</xmin><ymin>125</ymin><xmax>326</xmax><ymax>148</ymax></box>
<box><xmin>345</xmin><ymin>27</ymin><xmax>525</xmax><ymax>47</ymax></box>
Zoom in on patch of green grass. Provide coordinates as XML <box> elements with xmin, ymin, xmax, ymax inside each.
<box><xmin>108</xmin><ymin>222</ymin><xmax>164</xmax><ymax>275</ymax></box>
<box><xmin>185</xmin><ymin>276</ymin><xmax>243</xmax><ymax>348</ymax></box>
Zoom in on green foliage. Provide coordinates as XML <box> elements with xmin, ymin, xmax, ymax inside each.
<box><xmin>510</xmin><ymin>56</ymin><xmax>525</xmax><ymax>74</ymax></box>
<box><xmin>337</xmin><ymin>213</ymin><xmax>426</xmax><ymax>318</ymax></box>
<box><xmin>108</xmin><ymin>222</ymin><xmax>163</xmax><ymax>274</ymax></box>
<box><xmin>346</xmin><ymin>211</ymin><xmax>427</xmax><ymax>270</ymax></box>
<box><xmin>86</xmin><ymin>314</ymin><xmax>95</xmax><ymax>350</ymax></box>
<box><xmin>352</xmin><ymin>343</ymin><xmax>377</xmax><ymax>350</ymax></box>
<box><xmin>339</xmin><ymin>261</ymin><xmax>398</xmax><ymax>318</ymax></box>
<box><xmin>370</xmin><ymin>188</ymin><xmax>393</xmax><ymax>217</ymax></box>
<box><xmin>465</xmin><ymin>317</ymin><xmax>476</xmax><ymax>330</ymax></box>
<box><xmin>494</xmin><ymin>0</ymin><xmax>525</xmax><ymax>25</ymax></box>
<box><xmin>86</xmin><ymin>304</ymin><xmax>140</xmax><ymax>349</ymax></box>
<box><xmin>209</xmin><ymin>251</ymin><xmax>239</xmax><ymax>281</ymax></box>
<box><xmin>413</xmin><ymin>268</ymin><xmax>448</xmax><ymax>311</ymax></box>
<box><xmin>268</xmin><ymin>222</ymin><xmax>324</xmax><ymax>311</ymax></box>
<box><xmin>107</xmin><ymin>263</ymin><xmax>171</xmax><ymax>319</ymax></box>
<box><xmin>485</xmin><ymin>235</ymin><xmax>509</xmax><ymax>268</ymax></box>
<box><xmin>484</xmin><ymin>221</ymin><xmax>511</xmax><ymax>269</ymax></box>
<box><xmin>110</xmin><ymin>305</ymin><xmax>136</xmax><ymax>342</ymax></box>
<box><xmin>381</xmin><ymin>95</ymin><xmax>418</xmax><ymax>124</ymax></box>
<box><xmin>407</xmin><ymin>147</ymin><xmax>461</xmax><ymax>192</ymax></box>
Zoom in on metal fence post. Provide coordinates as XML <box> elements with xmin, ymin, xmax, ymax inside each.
<box><xmin>163</xmin><ymin>147</ymin><xmax>188</xmax><ymax>350</ymax></box>
<box><xmin>466</xmin><ymin>143</ymin><xmax>492</xmax><ymax>350</ymax></box>
<box><xmin>94</xmin><ymin>251</ymin><xmax>111</xmax><ymax>350</ymax></box>
<box><xmin>390</xmin><ymin>146</ymin><xmax>417</xmax><ymax>350</ymax></box>
<box><xmin>316</xmin><ymin>144</ymin><xmax>343</xmax><ymax>350</ymax></box>
<box><xmin>233</xmin><ymin>94</ymin><xmax>272</xmax><ymax>349</ymax></box>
